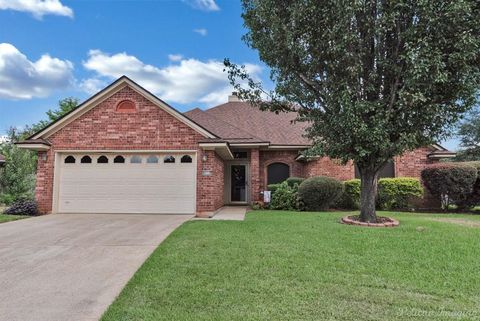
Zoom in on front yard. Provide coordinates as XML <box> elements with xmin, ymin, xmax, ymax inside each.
<box><xmin>0</xmin><ymin>206</ymin><xmax>27</xmax><ymax>224</ymax></box>
<box><xmin>0</xmin><ymin>214</ymin><xmax>26</xmax><ymax>224</ymax></box>
<box><xmin>102</xmin><ymin>211</ymin><xmax>480</xmax><ymax>321</ymax></box>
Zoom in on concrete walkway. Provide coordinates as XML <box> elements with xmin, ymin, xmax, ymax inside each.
<box><xmin>0</xmin><ymin>213</ymin><xmax>192</xmax><ymax>321</ymax></box>
<box><xmin>211</xmin><ymin>206</ymin><xmax>248</xmax><ymax>221</ymax></box>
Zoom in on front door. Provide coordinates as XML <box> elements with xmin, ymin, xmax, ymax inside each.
<box><xmin>230</xmin><ymin>164</ymin><xmax>247</xmax><ymax>203</ymax></box>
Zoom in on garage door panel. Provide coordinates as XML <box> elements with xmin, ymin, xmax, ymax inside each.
<box><xmin>57</xmin><ymin>153</ymin><xmax>196</xmax><ymax>214</ymax></box>
<box><xmin>60</xmin><ymin>188</ymin><xmax>195</xmax><ymax>200</ymax></box>
<box><xmin>61</xmin><ymin>199</ymin><xmax>194</xmax><ymax>214</ymax></box>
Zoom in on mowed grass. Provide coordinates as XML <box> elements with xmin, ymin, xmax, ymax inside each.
<box><xmin>102</xmin><ymin>211</ymin><xmax>480</xmax><ymax>321</ymax></box>
<box><xmin>0</xmin><ymin>214</ymin><xmax>27</xmax><ymax>224</ymax></box>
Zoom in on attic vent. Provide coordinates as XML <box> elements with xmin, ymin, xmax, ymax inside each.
<box><xmin>116</xmin><ymin>100</ymin><xmax>136</xmax><ymax>113</ymax></box>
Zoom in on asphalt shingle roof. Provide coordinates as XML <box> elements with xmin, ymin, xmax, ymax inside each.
<box><xmin>185</xmin><ymin>102</ymin><xmax>310</xmax><ymax>145</ymax></box>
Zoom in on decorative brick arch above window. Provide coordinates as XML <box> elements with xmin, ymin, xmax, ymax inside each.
<box><xmin>116</xmin><ymin>100</ymin><xmax>136</xmax><ymax>113</ymax></box>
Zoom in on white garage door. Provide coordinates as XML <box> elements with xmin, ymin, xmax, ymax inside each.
<box><xmin>56</xmin><ymin>153</ymin><xmax>196</xmax><ymax>214</ymax></box>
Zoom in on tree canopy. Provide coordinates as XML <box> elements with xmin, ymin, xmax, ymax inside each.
<box><xmin>226</xmin><ymin>0</ymin><xmax>480</xmax><ymax>221</ymax></box>
<box><xmin>18</xmin><ymin>97</ymin><xmax>79</xmax><ymax>141</ymax></box>
<box><xmin>0</xmin><ymin>97</ymin><xmax>80</xmax><ymax>205</ymax></box>
<box><xmin>456</xmin><ymin>106</ymin><xmax>480</xmax><ymax>161</ymax></box>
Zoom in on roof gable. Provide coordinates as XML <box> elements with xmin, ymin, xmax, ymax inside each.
<box><xmin>30</xmin><ymin>76</ymin><xmax>217</xmax><ymax>140</ymax></box>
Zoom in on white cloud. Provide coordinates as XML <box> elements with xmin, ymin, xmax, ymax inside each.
<box><xmin>0</xmin><ymin>43</ymin><xmax>74</xmax><ymax>99</ymax></box>
<box><xmin>198</xmin><ymin>86</ymin><xmax>233</xmax><ymax>105</ymax></box>
<box><xmin>184</xmin><ymin>0</ymin><xmax>219</xmax><ymax>12</ymax></box>
<box><xmin>81</xmin><ymin>49</ymin><xmax>262</xmax><ymax>106</ymax></box>
<box><xmin>0</xmin><ymin>0</ymin><xmax>73</xmax><ymax>19</ymax></box>
<box><xmin>168</xmin><ymin>54</ymin><xmax>183</xmax><ymax>62</ymax></box>
<box><xmin>193</xmin><ymin>28</ymin><xmax>208</xmax><ymax>36</ymax></box>
<box><xmin>79</xmin><ymin>77</ymin><xmax>107</xmax><ymax>95</ymax></box>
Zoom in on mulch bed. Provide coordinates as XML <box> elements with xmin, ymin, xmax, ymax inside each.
<box><xmin>341</xmin><ymin>215</ymin><xmax>399</xmax><ymax>227</ymax></box>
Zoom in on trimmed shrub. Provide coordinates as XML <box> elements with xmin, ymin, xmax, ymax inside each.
<box><xmin>421</xmin><ymin>163</ymin><xmax>477</xmax><ymax>209</ymax></box>
<box><xmin>269</xmin><ymin>181</ymin><xmax>298</xmax><ymax>210</ymax></box>
<box><xmin>267</xmin><ymin>183</ymin><xmax>281</xmax><ymax>193</ymax></box>
<box><xmin>455</xmin><ymin>161</ymin><xmax>480</xmax><ymax>209</ymax></box>
<box><xmin>377</xmin><ymin>178</ymin><xmax>423</xmax><ymax>210</ymax></box>
<box><xmin>268</xmin><ymin>178</ymin><xmax>304</xmax><ymax>194</ymax></box>
<box><xmin>286</xmin><ymin>177</ymin><xmax>304</xmax><ymax>187</ymax></box>
<box><xmin>3</xmin><ymin>199</ymin><xmax>38</xmax><ymax>216</ymax></box>
<box><xmin>298</xmin><ymin>176</ymin><xmax>344</xmax><ymax>211</ymax></box>
<box><xmin>334</xmin><ymin>179</ymin><xmax>361</xmax><ymax>209</ymax></box>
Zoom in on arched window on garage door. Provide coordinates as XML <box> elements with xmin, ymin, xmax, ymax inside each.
<box><xmin>64</xmin><ymin>156</ymin><xmax>76</xmax><ymax>164</ymax></box>
<box><xmin>114</xmin><ymin>155</ymin><xmax>125</xmax><ymax>163</ymax></box>
<box><xmin>267</xmin><ymin>162</ymin><xmax>290</xmax><ymax>185</ymax></box>
<box><xmin>97</xmin><ymin>156</ymin><xmax>109</xmax><ymax>164</ymax></box>
<box><xmin>80</xmin><ymin>156</ymin><xmax>92</xmax><ymax>164</ymax></box>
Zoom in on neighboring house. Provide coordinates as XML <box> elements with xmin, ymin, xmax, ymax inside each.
<box><xmin>17</xmin><ymin>76</ymin><xmax>454</xmax><ymax>216</ymax></box>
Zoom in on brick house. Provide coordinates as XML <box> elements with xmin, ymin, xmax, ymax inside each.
<box><xmin>18</xmin><ymin>76</ymin><xmax>454</xmax><ymax>216</ymax></box>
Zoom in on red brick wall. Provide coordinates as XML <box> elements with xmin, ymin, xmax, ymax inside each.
<box><xmin>250</xmin><ymin>149</ymin><xmax>261</xmax><ymax>202</ymax></box>
<box><xmin>35</xmin><ymin>152</ymin><xmax>52</xmax><ymax>213</ymax></box>
<box><xmin>304</xmin><ymin>157</ymin><xmax>355</xmax><ymax>181</ymax></box>
<box><xmin>394</xmin><ymin>146</ymin><xmax>438</xmax><ymax>178</ymax></box>
<box><xmin>258</xmin><ymin>150</ymin><xmax>304</xmax><ymax>193</ymax></box>
<box><xmin>395</xmin><ymin>147</ymin><xmax>440</xmax><ymax>208</ymax></box>
<box><xmin>197</xmin><ymin>150</ymin><xmax>225</xmax><ymax>216</ymax></box>
<box><xmin>35</xmin><ymin>85</ymin><xmax>224</xmax><ymax>215</ymax></box>
<box><xmin>302</xmin><ymin>147</ymin><xmax>439</xmax><ymax>182</ymax></box>
<box><xmin>49</xmin><ymin>86</ymin><xmax>203</xmax><ymax>150</ymax></box>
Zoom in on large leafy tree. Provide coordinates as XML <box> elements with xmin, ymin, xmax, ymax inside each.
<box><xmin>456</xmin><ymin>106</ymin><xmax>480</xmax><ymax>161</ymax></box>
<box><xmin>0</xmin><ymin>128</ymin><xmax>37</xmax><ymax>204</ymax></box>
<box><xmin>225</xmin><ymin>0</ymin><xmax>480</xmax><ymax>222</ymax></box>
<box><xmin>0</xmin><ymin>98</ymin><xmax>79</xmax><ymax>205</ymax></box>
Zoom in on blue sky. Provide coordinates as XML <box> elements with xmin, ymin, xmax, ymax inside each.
<box><xmin>0</xmin><ymin>0</ymin><xmax>460</xmax><ymax>150</ymax></box>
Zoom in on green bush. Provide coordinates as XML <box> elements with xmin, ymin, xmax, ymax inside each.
<box><xmin>454</xmin><ymin>161</ymin><xmax>480</xmax><ymax>210</ymax></box>
<box><xmin>286</xmin><ymin>177</ymin><xmax>304</xmax><ymax>187</ymax></box>
<box><xmin>377</xmin><ymin>177</ymin><xmax>423</xmax><ymax>210</ymax></box>
<box><xmin>267</xmin><ymin>184</ymin><xmax>281</xmax><ymax>193</ymax></box>
<box><xmin>334</xmin><ymin>179</ymin><xmax>361</xmax><ymax>209</ymax></box>
<box><xmin>298</xmin><ymin>176</ymin><xmax>343</xmax><ymax>211</ymax></box>
<box><xmin>269</xmin><ymin>181</ymin><xmax>298</xmax><ymax>210</ymax></box>
<box><xmin>421</xmin><ymin>163</ymin><xmax>477</xmax><ymax>209</ymax></box>
<box><xmin>0</xmin><ymin>145</ymin><xmax>36</xmax><ymax>205</ymax></box>
<box><xmin>334</xmin><ymin>178</ymin><xmax>423</xmax><ymax>210</ymax></box>
<box><xmin>0</xmin><ymin>193</ymin><xmax>17</xmax><ymax>206</ymax></box>
<box><xmin>268</xmin><ymin>178</ymin><xmax>304</xmax><ymax>194</ymax></box>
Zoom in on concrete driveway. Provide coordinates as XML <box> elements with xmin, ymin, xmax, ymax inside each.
<box><xmin>0</xmin><ymin>213</ymin><xmax>192</xmax><ymax>321</ymax></box>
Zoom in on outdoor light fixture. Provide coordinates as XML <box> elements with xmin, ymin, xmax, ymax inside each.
<box><xmin>202</xmin><ymin>154</ymin><xmax>208</xmax><ymax>162</ymax></box>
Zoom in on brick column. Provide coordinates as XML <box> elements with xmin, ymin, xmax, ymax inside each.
<box><xmin>36</xmin><ymin>150</ymin><xmax>54</xmax><ymax>214</ymax></box>
<box><xmin>196</xmin><ymin>149</ymin><xmax>225</xmax><ymax>216</ymax></box>
<box><xmin>250</xmin><ymin>148</ymin><xmax>261</xmax><ymax>203</ymax></box>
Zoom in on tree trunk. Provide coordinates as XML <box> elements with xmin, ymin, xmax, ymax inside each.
<box><xmin>359</xmin><ymin>168</ymin><xmax>379</xmax><ymax>222</ymax></box>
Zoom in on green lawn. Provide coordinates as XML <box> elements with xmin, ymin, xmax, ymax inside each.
<box><xmin>102</xmin><ymin>211</ymin><xmax>480</xmax><ymax>321</ymax></box>
<box><xmin>0</xmin><ymin>214</ymin><xmax>27</xmax><ymax>224</ymax></box>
